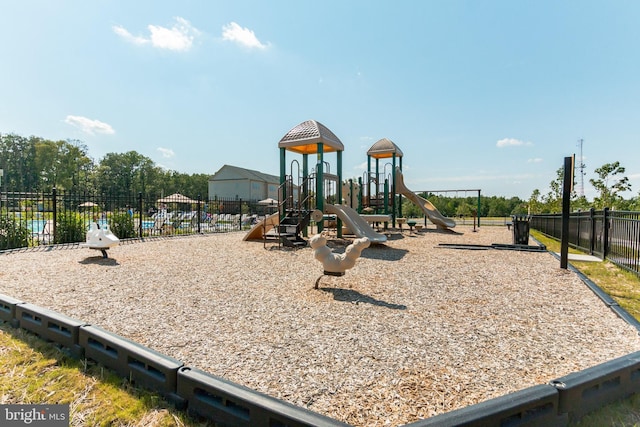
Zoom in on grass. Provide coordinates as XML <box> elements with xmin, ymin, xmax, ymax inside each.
<box><xmin>531</xmin><ymin>230</ymin><xmax>640</xmax><ymax>323</ymax></box>
<box><xmin>0</xmin><ymin>323</ymin><xmax>209</xmax><ymax>426</ymax></box>
<box><xmin>2</xmin><ymin>231</ymin><xmax>640</xmax><ymax>425</ymax></box>
<box><xmin>531</xmin><ymin>230</ymin><xmax>640</xmax><ymax>427</ymax></box>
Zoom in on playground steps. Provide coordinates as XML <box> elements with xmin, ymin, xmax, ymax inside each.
<box><xmin>278</xmin><ymin>209</ymin><xmax>311</xmax><ymax>248</ymax></box>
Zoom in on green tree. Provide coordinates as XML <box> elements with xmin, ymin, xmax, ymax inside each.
<box><xmin>542</xmin><ymin>168</ymin><xmax>564</xmax><ymax>213</ymax></box>
<box><xmin>589</xmin><ymin>161</ymin><xmax>632</xmax><ymax>210</ymax></box>
<box><xmin>95</xmin><ymin>151</ymin><xmax>155</xmax><ymax>198</ymax></box>
<box><xmin>528</xmin><ymin>189</ymin><xmax>543</xmax><ymax>214</ymax></box>
<box><xmin>34</xmin><ymin>139</ymin><xmax>93</xmax><ymax>191</ymax></box>
<box><xmin>456</xmin><ymin>202</ymin><xmax>474</xmax><ymax>217</ymax></box>
<box><xmin>0</xmin><ymin>133</ymin><xmax>38</xmax><ymax>191</ymax></box>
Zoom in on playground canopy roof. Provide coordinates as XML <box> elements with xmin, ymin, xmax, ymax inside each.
<box><xmin>367</xmin><ymin>138</ymin><xmax>404</xmax><ymax>159</ymax></box>
<box><xmin>277</xmin><ymin>120</ymin><xmax>344</xmax><ymax>155</ymax></box>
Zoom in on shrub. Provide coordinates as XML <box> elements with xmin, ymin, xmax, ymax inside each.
<box><xmin>109</xmin><ymin>211</ymin><xmax>135</xmax><ymax>239</ymax></box>
<box><xmin>0</xmin><ymin>216</ymin><xmax>30</xmax><ymax>250</ymax></box>
<box><xmin>54</xmin><ymin>211</ymin><xmax>85</xmax><ymax>244</ymax></box>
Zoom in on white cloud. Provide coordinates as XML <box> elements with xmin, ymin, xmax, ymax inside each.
<box><xmin>65</xmin><ymin>115</ymin><xmax>114</xmax><ymax>135</ymax></box>
<box><xmin>113</xmin><ymin>17</ymin><xmax>200</xmax><ymax>52</ymax></box>
<box><xmin>496</xmin><ymin>138</ymin><xmax>533</xmax><ymax>148</ymax></box>
<box><xmin>222</xmin><ymin>22</ymin><xmax>268</xmax><ymax>49</ymax></box>
<box><xmin>527</xmin><ymin>158</ymin><xmax>543</xmax><ymax>163</ymax></box>
<box><xmin>112</xmin><ymin>25</ymin><xmax>148</xmax><ymax>46</ymax></box>
<box><xmin>157</xmin><ymin>147</ymin><xmax>175</xmax><ymax>158</ymax></box>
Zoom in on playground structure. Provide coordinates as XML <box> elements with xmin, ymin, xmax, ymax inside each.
<box><xmin>244</xmin><ymin>120</ymin><xmax>460</xmax><ymax>245</ymax></box>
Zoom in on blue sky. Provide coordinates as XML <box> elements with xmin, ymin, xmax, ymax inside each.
<box><xmin>1</xmin><ymin>1</ymin><xmax>638</xmax><ymax>199</ymax></box>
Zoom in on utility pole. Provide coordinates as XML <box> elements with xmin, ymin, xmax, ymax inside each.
<box><xmin>577</xmin><ymin>139</ymin><xmax>586</xmax><ymax>197</ymax></box>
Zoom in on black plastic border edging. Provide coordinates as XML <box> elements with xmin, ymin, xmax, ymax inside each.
<box><xmin>177</xmin><ymin>366</ymin><xmax>350</xmax><ymax>427</ymax></box>
<box><xmin>550</xmin><ymin>351</ymin><xmax>640</xmax><ymax>421</ymax></box>
<box><xmin>15</xmin><ymin>301</ymin><xmax>86</xmax><ymax>358</ymax></box>
<box><xmin>402</xmin><ymin>384</ymin><xmax>567</xmax><ymax>427</ymax></box>
<box><xmin>79</xmin><ymin>324</ymin><xmax>184</xmax><ymax>400</ymax></box>
<box><xmin>0</xmin><ymin>293</ymin><xmax>22</xmax><ymax>328</ymax></box>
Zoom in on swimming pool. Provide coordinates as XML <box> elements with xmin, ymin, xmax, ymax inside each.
<box><xmin>21</xmin><ymin>219</ymin><xmax>157</xmax><ymax>235</ymax></box>
<box><xmin>27</xmin><ymin>219</ymin><xmax>46</xmax><ymax>233</ymax></box>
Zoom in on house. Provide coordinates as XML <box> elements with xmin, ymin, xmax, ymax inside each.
<box><xmin>208</xmin><ymin>165</ymin><xmax>280</xmax><ymax>201</ymax></box>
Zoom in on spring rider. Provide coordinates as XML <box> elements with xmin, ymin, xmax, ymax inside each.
<box><xmin>81</xmin><ymin>221</ymin><xmax>120</xmax><ymax>258</ymax></box>
<box><xmin>310</xmin><ymin>234</ymin><xmax>370</xmax><ymax>289</ymax></box>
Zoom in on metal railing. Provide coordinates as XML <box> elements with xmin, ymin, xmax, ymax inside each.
<box><xmin>0</xmin><ymin>189</ymin><xmax>269</xmax><ymax>251</ymax></box>
<box><xmin>531</xmin><ymin>208</ymin><xmax>640</xmax><ymax>277</ymax></box>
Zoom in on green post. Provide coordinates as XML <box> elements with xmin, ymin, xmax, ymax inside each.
<box><xmin>384</xmin><ymin>178</ymin><xmax>389</xmax><ymax>214</ymax></box>
<box><xmin>375</xmin><ymin>158</ymin><xmax>380</xmax><ymax>207</ymax></box>
<box><xmin>367</xmin><ymin>156</ymin><xmax>371</xmax><ymax>209</ymax></box>
<box><xmin>393</xmin><ymin>153</ymin><xmax>402</xmax><ymax>218</ymax></box>
<box><xmin>316</xmin><ymin>143</ymin><xmax>324</xmax><ymax>232</ymax></box>
<box><xmin>392</xmin><ymin>155</ymin><xmax>397</xmax><ymax>227</ymax></box>
<box><xmin>358</xmin><ymin>177</ymin><xmax>363</xmax><ymax>213</ymax></box>
<box><xmin>302</xmin><ymin>153</ymin><xmax>309</xmax><ymax>237</ymax></box>
<box><xmin>477</xmin><ymin>190</ymin><xmax>481</xmax><ymax>227</ymax></box>
<box><xmin>303</xmin><ymin>154</ymin><xmax>309</xmax><ymax>206</ymax></box>
<box><xmin>279</xmin><ymin>147</ymin><xmax>286</xmax><ymax>220</ymax></box>
<box><xmin>337</xmin><ymin>150</ymin><xmax>343</xmax><ymax>237</ymax></box>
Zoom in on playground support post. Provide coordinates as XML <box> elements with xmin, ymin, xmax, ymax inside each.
<box><xmin>477</xmin><ymin>189</ymin><xmax>481</xmax><ymax>227</ymax></box>
<box><xmin>337</xmin><ymin>150</ymin><xmax>342</xmax><ymax>238</ymax></box>
<box><xmin>316</xmin><ymin>143</ymin><xmax>324</xmax><ymax>232</ymax></box>
<box><xmin>279</xmin><ymin>148</ymin><xmax>286</xmax><ymax>220</ymax></box>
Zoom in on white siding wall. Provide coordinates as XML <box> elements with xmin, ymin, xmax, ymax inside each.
<box><xmin>208</xmin><ymin>180</ymin><xmax>251</xmax><ymax>200</ymax></box>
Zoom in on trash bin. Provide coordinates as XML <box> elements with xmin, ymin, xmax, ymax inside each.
<box><xmin>511</xmin><ymin>215</ymin><xmax>530</xmax><ymax>245</ymax></box>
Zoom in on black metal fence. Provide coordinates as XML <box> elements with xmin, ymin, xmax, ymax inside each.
<box><xmin>0</xmin><ymin>189</ymin><xmax>273</xmax><ymax>250</ymax></box>
<box><xmin>531</xmin><ymin>208</ymin><xmax>640</xmax><ymax>277</ymax></box>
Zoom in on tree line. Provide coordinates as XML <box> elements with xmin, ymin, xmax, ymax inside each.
<box><xmin>0</xmin><ymin>133</ymin><xmax>209</xmax><ymax>199</ymax></box>
<box><xmin>403</xmin><ymin>160</ymin><xmax>637</xmax><ymax>217</ymax></box>
<box><xmin>528</xmin><ymin>161</ymin><xmax>638</xmax><ymax>213</ymax></box>
<box><xmin>2</xmin><ymin>132</ymin><xmax>637</xmax><ymax>217</ymax></box>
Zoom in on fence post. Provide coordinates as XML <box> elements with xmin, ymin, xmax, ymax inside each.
<box><xmin>197</xmin><ymin>195</ymin><xmax>201</xmax><ymax>234</ymax></box>
<box><xmin>137</xmin><ymin>192</ymin><xmax>143</xmax><ymax>238</ymax></box>
<box><xmin>52</xmin><ymin>187</ymin><xmax>57</xmax><ymax>243</ymax></box>
<box><xmin>603</xmin><ymin>207</ymin><xmax>610</xmax><ymax>260</ymax></box>
<box><xmin>589</xmin><ymin>208</ymin><xmax>595</xmax><ymax>255</ymax></box>
<box><xmin>560</xmin><ymin>156</ymin><xmax>572</xmax><ymax>269</ymax></box>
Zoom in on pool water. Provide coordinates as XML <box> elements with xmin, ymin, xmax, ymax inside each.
<box><xmin>22</xmin><ymin>219</ymin><xmax>157</xmax><ymax>234</ymax></box>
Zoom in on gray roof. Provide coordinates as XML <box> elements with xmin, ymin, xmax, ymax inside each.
<box><xmin>367</xmin><ymin>138</ymin><xmax>403</xmax><ymax>159</ymax></box>
<box><xmin>210</xmin><ymin>164</ymin><xmax>279</xmax><ymax>183</ymax></box>
<box><xmin>277</xmin><ymin>120</ymin><xmax>344</xmax><ymax>154</ymax></box>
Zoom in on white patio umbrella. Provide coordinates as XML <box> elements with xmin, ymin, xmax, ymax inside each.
<box><xmin>157</xmin><ymin>193</ymin><xmax>197</xmax><ymax>204</ymax></box>
<box><xmin>78</xmin><ymin>201</ymin><xmax>98</xmax><ymax>207</ymax></box>
<box><xmin>258</xmin><ymin>198</ymin><xmax>278</xmax><ymax>206</ymax></box>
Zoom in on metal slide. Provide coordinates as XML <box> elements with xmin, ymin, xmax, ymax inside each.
<box><xmin>395</xmin><ymin>167</ymin><xmax>456</xmax><ymax>230</ymax></box>
<box><xmin>325</xmin><ymin>204</ymin><xmax>387</xmax><ymax>244</ymax></box>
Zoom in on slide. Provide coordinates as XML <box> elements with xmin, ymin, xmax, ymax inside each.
<box><xmin>243</xmin><ymin>212</ymin><xmax>280</xmax><ymax>241</ymax></box>
<box><xmin>395</xmin><ymin>167</ymin><xmax>456</xmax><ymax>230</ymax></box>
<box><xmin>325</xmin><ymin>204</ymin><xmax>387</xmax><ymax>244</ymax></box>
